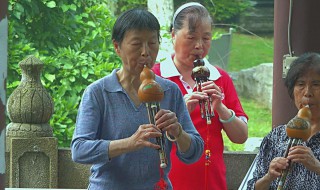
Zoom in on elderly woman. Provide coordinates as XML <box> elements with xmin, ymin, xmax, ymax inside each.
<box><xmin>71</xmin><ymin>8</ymin><xmax>203</xmax><ymax>190</ymax></box>
<box><xmin>152</xmin><ymin>2</ymin><xmax>248</xmax><ymax>190</ymax></box>
<box><xmin>247</xmin><ymin>52</ymin><xmax>320</xmax><ymax>189</ymax></box>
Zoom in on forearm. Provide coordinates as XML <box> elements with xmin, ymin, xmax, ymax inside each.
<box><xmin>223</xmin><ymin>117</ymin><xmax>248</xmax><ymax>143</ymax></box>
<box><xmin>314</xmin><ymin>160</ymin><xmax>320</xmax><ymax>175</ymax></box>
<box><xmin>254</xmin><ymin>173</ymin><xmax>274</xmax><ymax>190</ymax></box>
<box><xmin>109</xmin><ymin>137</ymin><xmax>132</xmax><ymax>159</ymax></box>
<box><xmin>167</xmin><ymin>124</ymin><xmax>192</xmax><ymax>153</ymax></box>
<box><xmin>176</xmin><ymin>129</ymin><xmax>192</xmax><ymax>153</ymax></box>
<box><xmin>217</xmin><ymin>104</ymin><xmax>248</xmax><ymax>143</ymax></box>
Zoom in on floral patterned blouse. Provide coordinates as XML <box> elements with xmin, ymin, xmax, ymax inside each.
<box><xmin>246</xmin><ymin>125</ymin><xmax>320</xmax><ymax>190</ymax></box>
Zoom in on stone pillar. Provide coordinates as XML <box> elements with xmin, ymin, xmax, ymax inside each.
<box><xmin>6</xmin><ymin>55</ymin><xmax>58</xmax><ymax>188</ymax></box>
<box><xmin>0</xmin><ymin>0</ymin><xmax>8</xmax><ymax>189</ymax></box>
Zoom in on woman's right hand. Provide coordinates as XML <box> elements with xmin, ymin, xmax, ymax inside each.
<box><xmin>255</xmin><ymin>157</ymin><xmax>289</xmax><ymax>189</ymax></box>
<box><xmin>266</xmin><ymin>157</ymin><xmax>289</xmax><ymax>181</ymax></box>
<box><xmin>183</xmin><ymin>92</ymin><xmax>208</xmax><ymax>113</ymax></box>
<box><xmin>128</xmin><ymin>124</ymin><xmax>162</xmax><ymax>151</ymax></box>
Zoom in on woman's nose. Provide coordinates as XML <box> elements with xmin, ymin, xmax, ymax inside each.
<box><xmin>195</xmin><ymin>39</ymin><xmax>204</xmax><ymax>49</ymax></box>
<box><xmin>141</xmin><ymin>44</ymin><xmax>149</xmax><ymax>57</ymax></box>
<box><xmin>304</xmin><ymin>85</ymin><xmax>313</xmax><ymax>97</ymax></box>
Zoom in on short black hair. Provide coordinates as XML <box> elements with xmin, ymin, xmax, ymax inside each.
<box><xmin>285</xmin><ymin>52</ymin><xmax>320</xmax><ymax>99</ymax></box>
<box><xmin>112</xmin><ymin>8</ymin><xmax>160</xmax><ymax>45</ymax></box>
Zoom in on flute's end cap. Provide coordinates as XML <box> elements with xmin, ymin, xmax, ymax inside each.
<box><xmin>160</xmin><ymin>163</ymin><xmax>167</xmax><ymax>168</ymax></box>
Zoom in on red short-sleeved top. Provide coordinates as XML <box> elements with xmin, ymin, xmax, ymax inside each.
<box><xmin>152</xmin><ymin>55</ymin><xmax>248</xmax><ymax>190</ymax></box>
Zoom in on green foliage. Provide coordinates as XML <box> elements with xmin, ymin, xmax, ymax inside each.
<box><xmin>223</xmin><ymin>97</ymin><xmax>272</xmax><ymax>151</ymax></box>
<box><xmin>7</xmin><ymin>22</ymin><xmax>39</xmax><ymax>94</ymax></box>
<box><xmin>9</xmin><ymin>0</ymin><xmax>115</xmax><ymax>53</ymax></box>
<box><xmin>203</xmin><ymin>0</ymin><xmax>251</xmax><ymax>22</ymax></box>
<box><xmin>116</xmin><ymin>0</ymin><xmax>147</xmax><ymax>15</ymax></box>
<box><xmin>115</xmin><ymin>0</ymin><xmax>250</xmax><ymax>24</ymax></box>
<box><xmin>8</xmin><ymin>0</ymin><xmax>121</xmax><ymax>147</ymax></box>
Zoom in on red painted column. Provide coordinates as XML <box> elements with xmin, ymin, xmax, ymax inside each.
<box><xmin>0</xmin><ymin>0</ymin><xmax>8</xmax><ymax>189</ymax></box>
<box><xmin>273</xmin><ymin>0</ymin><xmax>320</xmax><ymax>127</ymax></box>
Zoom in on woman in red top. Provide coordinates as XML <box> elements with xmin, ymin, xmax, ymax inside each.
<box><xmin>152</xmin><ymin>2</ymin><xmax>248</xmax><ymax>190</ymax></box>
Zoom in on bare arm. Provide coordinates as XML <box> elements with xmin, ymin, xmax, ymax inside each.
<box><xmin>216</xmin><ymin>104</ymin><xmax>248</xmax><ymax>143</ymax></box>
<box><xmin>254</xmin><ymin>173</ymin><xmax>274</xmax><ymax>190</ymax></box>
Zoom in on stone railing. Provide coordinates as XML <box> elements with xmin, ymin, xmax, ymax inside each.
<box><xmin>4</xmin><ymin>149</ymin><xmax>256</xmax><ymax>190</ymax></box>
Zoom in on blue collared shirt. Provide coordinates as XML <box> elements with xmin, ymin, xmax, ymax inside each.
<box><xmin>71</xmin><ymin>69</ymin><xmax>204</xmax><ymax>190</ymax></box>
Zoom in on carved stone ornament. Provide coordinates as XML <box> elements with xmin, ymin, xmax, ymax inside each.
<box><xmin>6</xmin><ymin>55</ymin><xmax>54</xmax><ymax>137</ymax></box>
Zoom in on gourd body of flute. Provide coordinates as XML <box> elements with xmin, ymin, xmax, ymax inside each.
<box><xmin>138</xmin><ymin>67</ymin><xmax>164</xmax><ymax>102</ymax></box>
<box><xmin>286</xmin><ymin>106</ymin><xmax>311</xmax><ymax>141</ymax></box>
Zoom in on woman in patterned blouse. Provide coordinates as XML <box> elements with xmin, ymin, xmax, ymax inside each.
<box><xmin>246</xmin><ymin>52</ymin><xmax>320</xmax><ymax>189</ymax></box>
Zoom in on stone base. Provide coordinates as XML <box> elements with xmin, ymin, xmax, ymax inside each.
<box><xmin>8</xmin><ymin>137</ymin><xmax>58</xmax><ymax>188</ymax></box>
<box><xmin>5</xmin><ymin>148</ymin><xmax>256</xmax><ymax>189</ymax></box>
<box><xmin>6</xmin><ymin>123</ymin><xmax>53</xmax><ymax>139</ymax></box>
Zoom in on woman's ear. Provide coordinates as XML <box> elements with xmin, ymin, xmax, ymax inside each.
<box><xmin>113</xmin><ymin>39</ymin><xmax>121</xmax><ymax>55</ymax></box>
<box><xmin>171</xmin><ymin>29</ymin><xmax>176</xmax><ymax>44</ymax></box>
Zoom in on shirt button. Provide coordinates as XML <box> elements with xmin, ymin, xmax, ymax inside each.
<box><xmin>187</xmin><ymin>86</ymin><xmax>191</xmax><ymax>89</ymax></box>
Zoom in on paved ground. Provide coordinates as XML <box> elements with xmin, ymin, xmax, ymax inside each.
<box><xmin>244</xmin><ymin>137</ymin><xmax>263</xmax><ymax>152</ymax></box>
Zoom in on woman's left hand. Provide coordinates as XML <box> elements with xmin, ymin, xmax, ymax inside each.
<box><xmin>154</xmin><ymin>109</ymin><xmax>181</xmax><ymax>137</ymax></box>
<box><xmin>287</xmin><ymin>145</ymin><xmax>320</xmax><ymax>174</ymax></box>
<box><xmin>200</xmin><ymin>80</ymin><xmax>224</xmax><ymax>109</ymax></box>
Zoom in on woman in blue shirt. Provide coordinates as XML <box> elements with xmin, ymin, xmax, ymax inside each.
<box><xmin>71</xmin><ymin>8</ymin><xmax>204</xmax><ymax>190</ymax></box>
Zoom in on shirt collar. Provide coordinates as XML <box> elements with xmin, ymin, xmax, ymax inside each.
<box><xmin>102</xmin><ymin>69</ymin><xmax>123</xmax><ymax>92</ymax></box>
<box><xmin>159</xmin><ymin>54</ymin><xmax>221</xmax><ymax>80</ymax></box>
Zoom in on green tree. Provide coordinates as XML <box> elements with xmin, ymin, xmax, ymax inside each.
<box><xmin>8</xmin><ymin>0</ymin><xmax>121</xmax><ymax>147</ymax></box>
<box><xmin>205</xmin><ymin>0</ymin><xmax>251</xmax><ymax>23</ymax></box>
<box><xmin>173</xmin><ymin>0</ymin><xmax>250</xmax><ymax>23</ymax></box>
